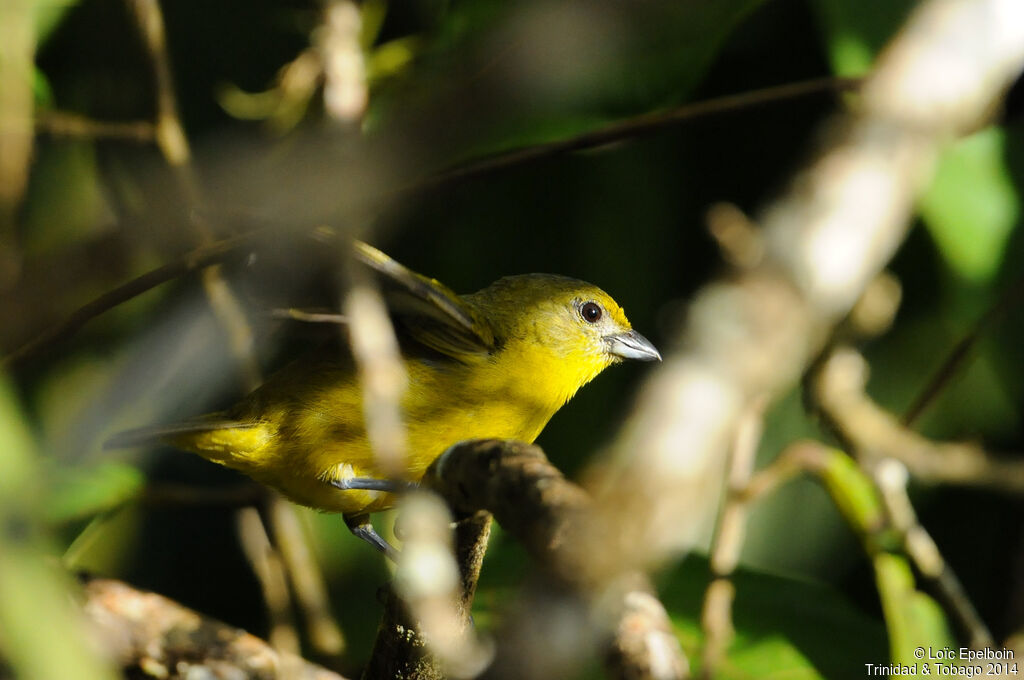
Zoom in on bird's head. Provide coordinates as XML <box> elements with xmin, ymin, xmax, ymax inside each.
<box><xmin>466</xmin><ymin>274</ymin><xmax>660</xmax><ymax>396</ymax></box>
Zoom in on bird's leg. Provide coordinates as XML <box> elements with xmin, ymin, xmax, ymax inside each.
<box><xmin>330</xmin><ymin>477</ymin><xmax>418</xmax><ymax>493</ymax></box>
<box><xmin>344</xmin><ymin>513</ymin><xmax>400</xmax><ymax>562</ymax></box>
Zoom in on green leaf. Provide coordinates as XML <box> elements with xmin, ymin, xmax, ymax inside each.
<box><xmin>42</xmin><ymin>462</ymin><xmax>145</xmax><ymax>524</ymax></box>
<box><xmin>809</xmin><ymin>0</ymin><xmax>917</xmax><ymax>76</ymax></box>
<box><xmin>873</xmin><ymin>554</ymin><xmax>956</xmax><ymax>666</ymax></box>
<box><xmin>0</xmin><ymin>375</ymin><xmax>119</xmax><ymax>680</ymax></box>
<box><xmin>33</xmin><ymin>0</ymin><xmax>80</xmax><ymax>44</ymax></box>
<box><xmin>661</xmin><ymin>557</ymin><xmax>887</xmax><ymax>679</ymax></box>
<box><xmin>919</xmin><ymin>128</ymin><xmax>1020</xmax><ymax>284</ymax></box>
<box><xmin>371</xmin><ymin>0</ymin><xmax>766</xmax><ymax>161</ymax></box>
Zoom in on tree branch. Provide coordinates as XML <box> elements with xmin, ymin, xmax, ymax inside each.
<box><xmin>3</xmin><ymin>76</ymin><xmax>857</xmax><ymax>369</ymax></box>
<box><xmin>581</xmin><ymin>0</ymin><xmax>1024</xmax><ymax>580</ymax></box>
<box><xmin>80</xmin><ymin>577</ymin><xmax>348</xmax><ymax>680</ymax></box>
<box><xmin>420</xmin><ymin>439</ymin><xmax>688</xmax><ymax>680</ymax></box>
<box><xmin>814</xmin><ymin>347</ymin><xmax>1024</xmax><ymax>493</ymax></box>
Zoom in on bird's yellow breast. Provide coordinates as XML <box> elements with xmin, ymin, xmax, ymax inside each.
<box><xmin>177</xmin><ymin>336</ymin><xmax>608</xmax><ymax>516</ymax></box>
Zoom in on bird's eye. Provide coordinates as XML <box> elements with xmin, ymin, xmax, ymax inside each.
<box><xmin>580</xmin><ymin>301</ymin><xmax>603</xmax><ymax>323</ymax></box>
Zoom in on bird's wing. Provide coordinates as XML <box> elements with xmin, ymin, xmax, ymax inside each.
<box><xmin>353</xmin><ymin>241</ymin><xmax>495</xmax><ymax>358</ymax></box>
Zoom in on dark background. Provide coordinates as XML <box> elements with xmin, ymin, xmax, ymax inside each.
<box><xmin>6</xmin><ymin>0</ymin><xmax>1023</xmax><ymax>676</ymax></box>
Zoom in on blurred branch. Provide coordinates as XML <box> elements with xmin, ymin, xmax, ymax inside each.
<box><xmin>1</xmin><ymin>76</ymin><xmax>861</xmax><ymax>367</ymax></box>
<box><xmin>811</xmin><ymin>346</ymin><xmax>999</xmax><ymax>647</ymax></box>
<box><xmin>421</xmin><ymin>439</ymin><xmax>688</xmax><ymax>680</ymax></box>
<box><xmin>342</xmin><ymin>262</ymin><xmax>409</xmax><ymax>477</ymax></box>
<box><xmin>123</xmin><ymin>0</ymin><xmax>191</xmax><ymax>171</ymax></box>
<box><xmin>699</xmin><ymin>398</ymin><xmax>766</xmax><ymax>680</ymax></box>
<box><xmin>81</xmin><ymin>577</ymin><xmax>348</xmax><ymax>680</ymax></box>
<box><xmin>364</xmin><ymin>495</ymin><xmax>493</xmax><ymax>680</ymax></box>
<box><xmin>267</xmin><ymin>497</ymin><xmax>347</xmax><ymax>657</ymax></box>
<box><xmin>581</xmin><ymin>0</ymin><xmax>1024</xmax><ymax>585</ymax></box>
<box><xmin>0</xmin><ymin>232</ymin><xmax>255</xmax><ymax>368</ymax></box>
<box><xmin>125</xmin><ymin>0</ymin><xmax>261</xmax><ymax>390</ymax></box>
<box><xmin>873</xmin><ymin>459</ymin><xmax>994</xmax><ymax>648</ymax></box>
<box><xmin>35</xmin><ymin>111</ymin><xmax>156</xmax><ymax>142</ymax></box>
<box><xmin>237</xmin><ymin>506</ymin><xmax>303</xmax><ymax>674</ymax></box>
<box><xmin>798</xmin><ymin>444</ymin><xmax>951</xmax><ymax>665</ymax></box>
<box><xmin>269</xmin><ymin>307</ymin><xmax>349</xmax><ymax>324</ymax></box>
<box><xmin>320</xmin><ymin>0</ymin><xmax>368</xmax><ymax>123</ymax></box>
<box><xmin>814</xmin><ymin>347</ymin><xmax>1024</xmax><ymax>493</ymax></box>
<box><xmin>413</xmin><ymin>76</ymin><xmax>860</xmax><ymax>196</ymax></box>
<box><xmin>731</xmin><ymin>440</ymin><xmax>956</xmax><ymax>664</ymax></box>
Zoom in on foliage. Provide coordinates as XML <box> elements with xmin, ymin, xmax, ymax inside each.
<box><xmin>2</xmin><ymin>0</ymin><xmax>1022</xmax><ymax>677</ymax></box>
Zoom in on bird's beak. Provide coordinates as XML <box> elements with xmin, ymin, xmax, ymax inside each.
<box><xmin>606</xmin><ymin>329</ymin><xmax>662</xmax><ymax>362</ymax></box>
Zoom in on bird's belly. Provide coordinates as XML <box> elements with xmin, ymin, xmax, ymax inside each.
<box><xmin>247</xmin><ymin>368</ymin><xmax>557</xmax><ymax>515</ymax></box>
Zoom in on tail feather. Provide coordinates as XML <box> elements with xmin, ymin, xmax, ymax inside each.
<box><xmin>105</xmin><ymin>415</ymin><xmax>253</xmax><ymax>450</ymax></box>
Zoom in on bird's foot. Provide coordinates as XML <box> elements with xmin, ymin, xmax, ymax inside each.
<box><xmin>330</xmin><ymin>477</ymin><xmax>418</xmax><ymax>493</ymax></box>
<box><xmin>344</xmin><ymin>513</ymin><xmax>400</xmax><ymax>562</ymax></box>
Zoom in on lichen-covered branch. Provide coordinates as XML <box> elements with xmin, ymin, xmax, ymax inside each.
<box><xmin>80</xmin><ymin>577</ymin><xmax>347</xmax><ymax>680</ymax></box>
<box><xmin>362</xmin><ymin>506</ymin><xmax>493</xmax><ymax>680</ymax></box>
<box><xmin>420</xmin><ymin>439</ymin><xmax>688</xmax><ymax>680</ymax></box>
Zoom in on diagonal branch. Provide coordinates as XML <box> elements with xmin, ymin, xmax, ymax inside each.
<box><xmin>0</xmin><ymin>233</ymin><xmax>255</xmax><ymax>368</ymax></box>
<box><xmin>81</xmin><ymin>576</ymin><xmax>348</xmax><ymax>680</ymax></box>
<box><xmin>3</xmin><ymin>76</ymin><xmax>857</xmax><ymax>369</ymax></box>
<box><xmin>416</xmin><ymin>439</ymin><xmax>688</xmax><ymax>680</ymax></box>
<box><xmin>582</xmin><ymin>0</ymin><xmax>1024</xmax><ymax>582</ymax></box>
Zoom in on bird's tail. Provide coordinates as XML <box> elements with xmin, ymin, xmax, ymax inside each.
<box><xmin>104</xmin><ymin>414</ymin><xmax>249</xmax><ymax>450</ymax></box>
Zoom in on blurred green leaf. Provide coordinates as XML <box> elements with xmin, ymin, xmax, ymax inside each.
<box><xmin>33</xmin><ymin>0</ymin><xmax>80</xmax><ymax>44</ymax></box>
<box><xmin>374</xmin><ymin>0</ymin><xmax>765</xmax><ymax>161</ymax></box>
<box><xmin>661</xmin><ymin>556</ymin><xmax>887</xmax><ymax>679</ymax></box>
<box><xmin>0</xmin><ymin>375</ymin><xmax>118</xmax><ymax>680</ymax></box>
<box><xmin>43</xmin><ymin>461</ymin><xmax>145</xmax><ymax>524</ymax></box>
<box><xmin>873</xmin><ymin>554</ymin><xmax>955</xmax><ymax>666</ymax></box>
<box><xmin>816</xmin><ymin>450</ymin><xmax>956</xmax><ymax>665</ymax></box>
<box><xmin>23</xmin><ymin>140</ymin><xmax>111</xmax><ymax>254</ymax></box>
<box><xmin>367</xmin><ymin>36</ymin><xmax>422</xmax><ymax>84</ymax></box>
<box><xmin>33</xmin><ymin>66</ymin><xmax>54</xmax><ymax>107</ymax></box>
<box><xmin>920</xmin><ymin>128</ymin><xmax>1020</xmax><ymax>284</ymax></box>
<box><xmin>809</xmin><ymin>0</ymin><xmax>916</xmax><ymax>75</ymax></box>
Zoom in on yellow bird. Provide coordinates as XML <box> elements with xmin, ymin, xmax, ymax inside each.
<box><xmin>109</xmin><ymin>242</ymin><xmax>660</xmax><ymax>557</ymax></box>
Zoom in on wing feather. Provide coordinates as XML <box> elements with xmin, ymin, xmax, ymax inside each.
<box><xmin>353</xmin><ymin>241</ymin><xmax>494</xmax><ymax>358</ymax></box>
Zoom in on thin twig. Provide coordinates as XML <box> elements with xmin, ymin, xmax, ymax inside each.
<box><xmin>126</xmin><ymin>0</ymin><xmax>261</xmax><ymax>391</ymax></box>
<box><xmin>740</xmin><ymin>440</ymin><xmax>828</xmax><ymax>503</ymax></box>
<box><xmin>873</xmin><ymin>459</ymin><xmax>994</xmax><ymax>648</ymax></box>
<box><xmin>269</xmin><ymin>308</ymin><xmax>349</xmax><ymax>324</ymax></box>
<box><xmin>902</xmin><ymin>272</ymin><xmax>1024</xmax><ymax>426</ymax></box>
<box><xmin>35</xmin><ymin>111</ymin><xmax>156</xmax><ymax>142</ymax></box>
<box><xmin>237</xmin><ymin>507</ymin><xmax>303</xmax><ymax>680</ymax></box>
<box><xmin>0</xmin><ymin>233</ymin><xmax>255</xmax><ymax>368</ymax></box>
<box><xmin>700</xmin><ymin>398</ymin><xmax>767</xmax><ymax>680</ymax></box>
<box><xmin>815</xmin><ymin>347</ymin><xmax>1024</xmax><ymax>493</ymax></box>
<box><xmin>267</xmin><ymin>497</ymin><xmax>346</xmax><ymax>657</ymax></box>
<box><xmin>1</xmin><ymin>77</ymin><xmax>861</xmax><ymax>367</ymax></box>
<box><xmin>411</xmin><ymin>77</ymin><xmax>860</xmax><ymax>196</ymax></box>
